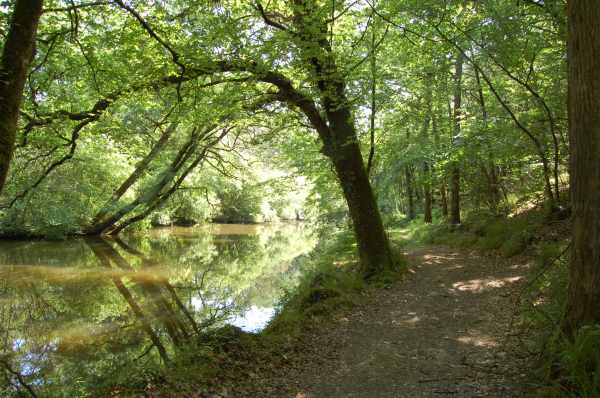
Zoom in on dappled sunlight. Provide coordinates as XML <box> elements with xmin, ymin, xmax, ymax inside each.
<box><xmin>509</xmin><ymin>262</ymin><xmax>532</xmax><ymax>270</ymax></box>
<box><xmin>393</xmin><ymin>315</ymin><xmax>421</xmax><ymax>326</ymax></box>
<box><xmin>457</xmin><ymin>335</ymin><xmax>499</xmax><ymax>348</ymax></box>
<box><xmin>450</xmin><ymin>276</ymin><xmax>523</xmax><ymax>293</ymax></box>
<box><xmin>390</xmin><ymin>311</ymin><xmax>421</xmax><ymax>327</ymax></box>
<box><xmin>419</xmin><ymin>253</ymin><xmax>462</xmax><ymax>266</ymax></box>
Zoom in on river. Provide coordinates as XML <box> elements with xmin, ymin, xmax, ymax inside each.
<box><xmin>0</xmin><ymin>223</ymin><xmax>316</xmax><ymax>396</ymax></box>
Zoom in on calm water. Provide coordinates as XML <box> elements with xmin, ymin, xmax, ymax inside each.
<box><xmin>0</xmin><ymin>223</ymin><xmax>315</xmax><ymax>396</ymax></box>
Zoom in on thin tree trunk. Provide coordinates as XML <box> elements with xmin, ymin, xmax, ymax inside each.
<box><xmin>366</xmin><ymin>0</ymin><xmax>377</xmax><ymax>176</ymax></box>
<box><xmin>450</xmin><ymin>52</ymin><xmax>463</xmax><ymax>225</ymax></box>
<box><xmin>405</xmin><ymin>165</ymin><xmax>415</xmax><ymax>220</ymax></box>
<box><xmin>435</xmin><ymin>26</ymin><xmax>556</xmax><ymax>208</ymax></box>
<box><xmin>440</xmin><ymin>182</ymin><xmax>449</xmax><ymax>218</ymax></box>
<box><xmin>85</xmin><ymin>126</ymin><xmax>215</xmax><ymax>235</ymax></box>
<box><xmin>0</xmin><ymin>0</ymin><xmax>44</xmax><ymax>194</ymax></box>
<box><xmin>422</xmin><ymin>72</ymin><xmax>433</xmax><ymax>223</ymax></box>
<box><xmin>423</xmin><ymin>168</ymin><xmax>433</xmax><ymax>223</ymax></box>
<box><xmin>450</xmin><ymin>167</ymin><xmax>461</xmax><ymax>225</ymax></box>
<box><xmin>474</xmin><ymin>68</ymin><xmax>501</xmax><ymax>213</ymax></box>
<box><xmin>90</xmin><ymin>122</ymin><xmax>177</xmax><ymax>226</ymax></box>
<box><xmin>564</xmin><ymin>1</ymin><xmax>600</xmax><ymax>333</ymax></box>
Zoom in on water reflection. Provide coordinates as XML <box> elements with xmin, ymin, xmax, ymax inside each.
<box><xmin>0</xmin><ymin>223</ymin><xmax>315</xmax><ymax>397</ymax></box>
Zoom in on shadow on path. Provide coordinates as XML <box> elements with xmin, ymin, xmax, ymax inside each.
<box><xmin>288</xmin><ymin>246</ymin><xmax>535</xmax><ymax>398</ymax></box>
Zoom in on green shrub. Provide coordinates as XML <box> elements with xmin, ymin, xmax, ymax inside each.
<box><xmin>535</xmin><ymin>326</ymin><xmax>600</xmax><ymax>398</ymax></box>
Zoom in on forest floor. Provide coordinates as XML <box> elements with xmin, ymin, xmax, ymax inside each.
<box><xmin>221</xmin><ymin>245</ymin><xmax>540</xmax><ymax>398</ymax></box>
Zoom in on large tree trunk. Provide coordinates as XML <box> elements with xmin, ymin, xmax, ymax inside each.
<box><xmin>0</xmin><ymin>0</ymin><xmax>44</xmax><ymax>195</ymax></box>
<box><xmin>327</xmin><ymin>107</ymin><xmax>395</xmax><ymax>278</ymax></box>
<box><xmin>564</xmin><ymin>1</ymin><xmax>600</xmax><ymax>333</ymax></box>
<box><xmin>287</xmin><ymin>0</ymin><xmax>395</xmax><ymax>278</ymax></box>
<box><xmin>450</xmin><ymin>53</ymin><xmax>463</xmax><ymax>226</ymax></box>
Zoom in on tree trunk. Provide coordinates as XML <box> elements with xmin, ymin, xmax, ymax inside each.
<box><xmin>474</xmin><ymin>67</ymin><xmax>501</xmax><ymax>214</ymax></box>
<box><xmin>285</xmin><ymin>0</ymin><xmax>395</xmax><ymax>278</ymax></box>
<box><xmin>422</xmin><ymin>72</ymin><xmax>433</xmax><ymax>224</ymax></box>
<box><xmin>440</xmin><ymin>182</ymin><xmax>449</xmax><ymax>218</ymax></box>
<box><xmin>423</xmin><ymin>167</ymin><xmax>433</xmax><ymax>224</ymax></box>
<box><xmin>327</xmin><ymin>108</ymin><xmax>395</xmax><ymax>278</ymax></box>
<box><xmin>0</xmin><ymin>0</ymin><xmax>44</xmax><ymax>194</ymax></box>
<box><xmin>450</xmin><ymin>166</ymin><xmax>461</xmax><ymax>225</ymax></box>
<box><xmin>450</xmin><ymin>53</ymin><xmax>463</xmax><ymax>225</ymax></box>
<box><xmin>85</xmin><ymin>126</ymin><xmax>220</xmax><ymax>235</ymax></box>
<box><xmin>90</xmin><ymin>122</ymin><xmax>176</xmax><ymax>226</ymax></box>
<box><xmin>564</xmin><ymin>1</ymin><xmax>600</xmax><ymax>333</ymax></box>
<box><xmin>404</xmin><ymin>165</ymin><xmax>415</xmax><ymax>220</ymax></box>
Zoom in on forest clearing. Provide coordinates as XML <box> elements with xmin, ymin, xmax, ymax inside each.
<box><xmin>0</xmin><ymin>1</ymin><xmax>599</xmax><ymax>397</ymax></box>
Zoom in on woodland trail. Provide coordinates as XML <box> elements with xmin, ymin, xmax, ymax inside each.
<box><xmin>236</xmin><ymin>245</ymin><xmax>538</xmax><ymax>398</ymax></box>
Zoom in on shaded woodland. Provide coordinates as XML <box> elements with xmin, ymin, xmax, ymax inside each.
<box><xmin>1</xmin><ymin>0</ymin><xmax>599</xmax><ymax>397</ymax></box>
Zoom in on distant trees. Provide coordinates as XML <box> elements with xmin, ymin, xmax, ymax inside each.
<box><xmin>0</xmin><ymin>0</ymin><xmax>44</xmax><ymax>194</ymax></box>
<box><xmin>564</xmin><ymin>0</ymin><xmax>600</xmax><ymax>333</ymax></box>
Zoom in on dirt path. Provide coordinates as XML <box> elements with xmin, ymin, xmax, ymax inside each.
<box><xmin>225</xmin><ymin>245</ymin><xmax>537</xmax><ymax>398</ymax></box>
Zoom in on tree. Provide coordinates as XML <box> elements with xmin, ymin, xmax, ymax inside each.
<box><xmin>564</xmin><ymin>0</ymin><xmax>600</xmax><ymax>333</ymax></box>
<box><xmin>449</xmin><ymin>52</ymin><xmax>463</xmax><ymax>226</ymax></box>
<box><xmin>0</xmin><ymin>0</ymin><xmax>44</xmax><ymax>194</ymax></box>
<box><xmin>231</xmin><ymin>0</ymin><xmax>397</xmax><ymax>277</ymax></box>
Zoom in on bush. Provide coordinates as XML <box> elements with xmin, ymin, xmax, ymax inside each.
<box><xmin>535</xmin><ymin>326</ymin><xmax>600</xmax><ymax>398</ymax></box>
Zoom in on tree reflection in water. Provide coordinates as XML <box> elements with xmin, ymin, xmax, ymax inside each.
<box><xmin>0</xmin><ymin>223</ymin><xmax>315</xmax><ymax>397</ymax></box>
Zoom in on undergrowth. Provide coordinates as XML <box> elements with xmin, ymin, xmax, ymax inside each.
<box><xmin>265</xmin><ymin>227</ymin><xmax>405</xmax><ymax>344</ymax></box>
<box><xmin>394</xmin><ymin>208</ymin><xmax>546</xmax><ymax>257</ymax></box>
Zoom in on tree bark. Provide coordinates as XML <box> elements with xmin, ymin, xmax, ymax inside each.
<box><xmin>440</xmin><ymin>182</ymin><xmax>449</xmax><ymax>218</ymax></box>
<box><xmin>474</xmin><ymin>67</ymin><xmax>501</xmax><ymax>213</ymax></box>
<box><xmin>85</xmin><ymin>125</ymin><xmax>219</xmax><ymax>235</ymax></box>
<box><xmin>404</xmin><ymin>165</ymin><xmax>415</xmax><ymax>220</ymax></box>
<box><xmin>0</xmin><ymin>0</ymin><xmax>44</xmax><ymax>194</ymax></box>
<box><xmin>564</xmin><ymin>0</ymin><xmax>600</xmax><ymax>333</ymax></box>
<box><xmin>329</xmin><ymin>128</ymin><xmax>394</xmax><ymax>277</ymax></box>
<box><xmin>450</xmin><ymin>53</ymin><xmax>463</xmax><ymax>226</ymax></box>
<box><xmin>422</xmin><ymin>72</ymin><xmax>433</xmax><ymax>224</ymax></box>
<box><xmin>423</xmin><ymin>164</ymin><xmax>433</xmax><ymax>224</ymax></box>
<box><xmin>90</xmin><ymin>122</ymin><xmax>177</xmax><ymax>226</ymax></box>
<box><xmin>287</xmin><ymin>0</ymin><xmax>395</xmax><ymax>277</ymax></box>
